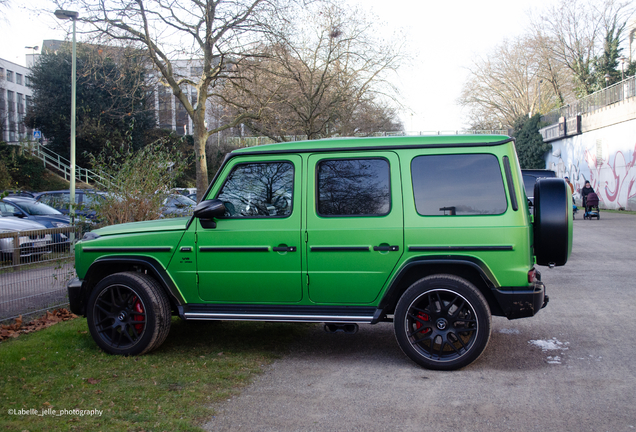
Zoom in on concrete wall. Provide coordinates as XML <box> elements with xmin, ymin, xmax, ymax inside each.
<box><xmin>545</xmin><ymin>114</ymin><xmax>636</xmax><ymax>210</ymax></box>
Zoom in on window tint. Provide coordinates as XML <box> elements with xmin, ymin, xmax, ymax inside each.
<box><xmin>317</xmin><ymin>158</ymin><xmax>390</xmax><ymax>216</ymax></box>
<box><xmin>217</xmin><ymin>162</ymin><xmax>294</xmax><ymax>218</ymax></box>
<box><xmin>411</xmin><ymin>154</ymin><xmax>507</xmax><ymax>216</ymax></box>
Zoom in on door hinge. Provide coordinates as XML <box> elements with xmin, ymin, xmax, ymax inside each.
<box><xmin>195</xmin><ymin>233</ymin><xmax>198</xmax><ymax>243</ymax></box>
<box><xmin>305</xmin><ymin>231</ymin><xmax>308</xmax><ymax>243</ymax></box>
<box><xmin>196</xmin><ymin>273</ymin><xmax>199</xmax><ymax>284</ymax></box>
<box><xmin>306</xmin><ymin>274</ymin><xmax>310</xmax><ymax>285</ymax></box>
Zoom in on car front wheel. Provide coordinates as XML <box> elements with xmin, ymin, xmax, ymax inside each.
<box><xmin>394</xmin><ymin>274</ymin><xmax>491</xmax><ymax>370</ymax></box>
<box><xmin>86</xmin><ymin>272</ymin><xmax>171</xmax><ymax>356</ymax></box>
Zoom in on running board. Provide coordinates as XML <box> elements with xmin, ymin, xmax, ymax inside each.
<box><xmin>179</xmin><ymin>304</ymin><xmax>381</xmax><ymax>323</ymax></box>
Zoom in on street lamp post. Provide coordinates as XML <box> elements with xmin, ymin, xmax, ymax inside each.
<box><xmin>54</xmin><ymin>9</ymin><xmax>79</xmax><ymax>242</ymax></box>
<box><xmin>619</xmin><ymin>56</ymin><xmax>626</xmax><ymax>81</ymax></box>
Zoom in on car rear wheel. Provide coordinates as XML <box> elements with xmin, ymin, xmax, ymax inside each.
<box><xmin>394</xmin><ymin>274</ymin><xmax>491</xmax><ymax>371</ymax></box>
<box><xmin>87</xmin><ymin>272</ymin><xmax>171</xmax><ymax>356</ymax></box>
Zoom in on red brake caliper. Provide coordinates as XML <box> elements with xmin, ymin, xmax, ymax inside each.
<box><xmin>416</xmin><ymin>312</ymin><xmax>430</xmax><ymax>334</ymax></box>
<box><xmin>132</xmin><ymin>296</ymin><xmax>144</xmax><ymax>333</ymax></box>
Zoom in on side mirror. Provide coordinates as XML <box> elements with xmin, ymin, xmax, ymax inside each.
<box><xmin>194</xmin><ymin>199</ymin><xmax>226</xmax><ymax>228</ymax></box>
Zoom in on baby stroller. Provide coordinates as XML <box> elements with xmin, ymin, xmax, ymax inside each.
<box><xmin>583</xmin><ymin>192</ymin><xmax>600</xmax><ymax>220</ymax></box>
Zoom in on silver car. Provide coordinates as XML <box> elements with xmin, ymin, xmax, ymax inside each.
<box><xmin>0</xmin><ymin>215</ymin><xmax>52</xmax><ymax>261</ymax></box>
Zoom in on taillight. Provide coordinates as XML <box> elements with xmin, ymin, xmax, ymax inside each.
<box><xmin>528</xmin><ymin>268</ymin><xmax>538</xmax><ymax>283</ymax></box>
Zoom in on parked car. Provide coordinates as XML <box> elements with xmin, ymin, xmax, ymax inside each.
<box><xmin>522</xmin><ymin>169</ymin><xmax>557</xmax><ymax>205</ymax></box>
<box><xmin>171</xmin><ymin>187</ymin><xmax>197</xmax><ymax>196</ymax></box>
<box><xmin>186</xmin><ymin>193</ymin><xmax>197</xmax><ymax>202</ymax></box>
<box><xmin>1</xmin><ymin>190</ymin><xmax>36</xmax><ymax>198</ymax></box>
<box><xmin>33</xmin><ymin>190</ymin><xmax>106</xmax><ymax>220</ymax></box>
<box><xmin>160</xmin><ymin>194</ymin><xmax>196</xmax><ymax>218</ymax></box>
<box><xmin>0</xmin><ymin>215</ymin><xmax>52</xmax><ymax>261</ymax></box>
<box><xmin>1</xmin><ymin>198</ymin><xmax>71</xmax><ymax>249</ymax></box>
<box><xmin>68</xmin><ymin>135</ymin><xmax>572</xmax><ymax>370</ymax></box>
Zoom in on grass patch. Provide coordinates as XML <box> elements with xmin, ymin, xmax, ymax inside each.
<box><xmin>0</xmin><ymin>317</ymin><xmax>310</xmax><ymax>431</ymax></box>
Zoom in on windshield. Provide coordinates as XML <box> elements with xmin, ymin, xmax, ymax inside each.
<box><xmin>14</xmin><ymin>200</ymin><xmax>62</xmax><ymax>216</ymax></box>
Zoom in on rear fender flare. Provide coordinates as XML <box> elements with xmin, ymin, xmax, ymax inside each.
<box><xmin>377</xmin><ymin>257</ymin><xmax>501</xmax><ymax>319</ymax></box>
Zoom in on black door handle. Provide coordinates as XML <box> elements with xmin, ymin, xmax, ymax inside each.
<box><xmin>373</xmin><ymin>245</ymin><xmax>400</xmax><ymax>252</ymax></box>
<box><xmin>273</xmin><ymin>246</ymin><xmax>297</xmax><ymax>252</ymax></box>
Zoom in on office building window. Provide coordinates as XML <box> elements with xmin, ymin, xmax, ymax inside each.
<box><xmin>17</xmin><ymin>93</ymin><xmax>24</xmax><ymax>114</ymax></box>
<box><xmin>7</xmin><ymin>91</ymin><xmax>15</xmax><ymax>112</ymax></box>
<box><xmin>16</xmin><ymin>73</ymin><xmax>23</xmax><ymax>85</ymax></box>
<box><xmin>6</xmin><ymin>70</ymin><xmax>13</xmax><ymax>82</ymax></box>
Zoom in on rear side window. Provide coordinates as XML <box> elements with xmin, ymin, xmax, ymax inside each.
<box><xmin>39</xmin><ymin>193</ymin><xmax>69</xmax><ymax>207</ymax></box>
<box><xmin>216</xmin><ymin>161</ymin><xmax>294</xmax><ymax>218</ymax></box>
<box><xmin>317</xmin><ymin>158</ymin><xmax>390</xmax><ymax>216</ymax></box>
<box><xmin>411</xmin><ymin>154</ymin><xmax>507</xmax><ymax>216</ymax></box>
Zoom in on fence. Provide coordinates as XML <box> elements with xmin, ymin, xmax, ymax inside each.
<box><xmin>0</xmin><ymin>226</ymin><xmax>81</xmax><ymax>322</ymax></box>
<box><xmin>541</xmin><ymin>75</ymin><xmax>636</xmax><ymax>125</ymax></box>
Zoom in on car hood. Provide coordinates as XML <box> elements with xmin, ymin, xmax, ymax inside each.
<box><xmin>0</xmin><ymin>217</ymin><xmax>47</xmax><ymax>232</ymax></box>
<box><xmin>93</xmin><ymin>217</ymin><xmax>190</xmax><ymax>236</ymax></box>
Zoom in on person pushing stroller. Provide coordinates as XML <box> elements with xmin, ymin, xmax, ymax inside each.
<box><xmin>581</xmin><ymin>180</ymin><xmax>600</xmax><ymax>220</ymax></box>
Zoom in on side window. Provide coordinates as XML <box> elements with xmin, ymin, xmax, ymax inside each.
<box><xmin>216</xmin><ymin>161</ymin><xmax>294</xmax><ymax>218</ymax></box>
<box><xmin>317</xmin><ymin>158</ymin><xmax>390</xmax><ymax>216</ymax></box>
<box><xmin>40</xmin><ymin>193</ymin><xmax>68</xmax><ymax>208</ymax></box>
<box><xmin>0</xmin><ymin>202</ymin><xmax>15</xmax><ymax>216</ymax></box>
<box><xmin>411</xmin><ymin>154</ymin><xmax>507</xmax><ymax>216</ymax></box>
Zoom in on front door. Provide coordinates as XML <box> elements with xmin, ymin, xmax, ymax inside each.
<box><xmin>197</xmin><ymin>156</ymin><xmax>303</xmax><ymax>303</ymax></box>
<box><xmin>306</xmin><ymin>151</ymin><xmax>404</xmax><ymax>304</ymax></box>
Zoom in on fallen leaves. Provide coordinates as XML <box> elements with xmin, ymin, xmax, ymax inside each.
<box><xmin>0</xmin><ymin>309</ymin><xmax>78</xmax><ymax>342</ymax></box>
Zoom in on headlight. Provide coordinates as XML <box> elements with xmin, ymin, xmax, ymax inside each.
<box><xmin>52</xmin><ymin>222</ymin><xmax>70</xmax><ymax>228</ymax></box>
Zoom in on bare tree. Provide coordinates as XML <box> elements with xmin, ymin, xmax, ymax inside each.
<box><xmin>459</xmin><ymin>37</ymin><xmax>543</xmax><ymax>129</ymax></box>
<box><xmin>222</xmin><ymin>3</ymin><xmax>403</xmax><ymax>141</ymax></box>
<box><xmin>531</xmin><ymin>0</ymin><xmax>634</xmax><ymax>96</ymax></box>
<box><xmin>66</xmin><ymin>0</ymin><xmax>283</xmax><ymax>197</ymax></box>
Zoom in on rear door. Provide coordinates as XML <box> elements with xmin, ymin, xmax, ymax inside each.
<box><xmin>305</xmin><ymin>151</ymin><xmax>404</xmax><ymax>304</ymax></box>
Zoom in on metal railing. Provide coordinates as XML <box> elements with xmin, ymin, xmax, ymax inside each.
<box><xmin>541</xmin><ymin>75</ymin><xmax>636</xmax><ymax>124</ymax></box>
<box><xmin>14</xmin><ymin>141</ymin><xmax>114</xmax><ymax>189</ymax></box>
<box><xmin>0</xmin><ymin>226</ymin><xmax>80</xmax><ymax>322</ymax></box>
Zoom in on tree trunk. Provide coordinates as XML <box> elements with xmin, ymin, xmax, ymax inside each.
<box><xmin>192</xmin><ymin>109</ymin><xmax>209</xmax><ymax>202</ymax></box>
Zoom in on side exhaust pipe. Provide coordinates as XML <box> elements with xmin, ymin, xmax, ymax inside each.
<box><xmin>323</xmin><ymin>323</ymin><xmax>358</xmax><ymax>334</ymax></box>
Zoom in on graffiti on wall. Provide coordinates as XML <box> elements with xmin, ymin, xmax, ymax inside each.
<box><xmin>546</xmin><ymin>119</ymin><xmax>636</xmax><ymax>210</ymax></box>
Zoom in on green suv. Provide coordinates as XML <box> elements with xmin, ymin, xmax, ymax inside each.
<box><xmin>68</xmin><ymin>135</ymin><xmax>572</xmax><ymax>370</ymax></box>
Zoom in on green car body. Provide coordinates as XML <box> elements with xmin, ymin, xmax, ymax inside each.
<box><xmin>68</xmin><ymin>135</ymin><xmax>572</xmax><ymax>370</ymax></box>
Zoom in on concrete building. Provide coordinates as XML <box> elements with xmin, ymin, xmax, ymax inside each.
<box><xmin>539</xmin><ymin>76</ymin><xmax>636</xmax><ymax>211</ymax></box>
<box><xmin>0</xmin><ymin>58</ymin><xmax>34</xmax><ymax>143</ymax></box>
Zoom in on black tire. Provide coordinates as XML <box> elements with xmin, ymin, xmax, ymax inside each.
<box><xmin>394</xmin><ymin>275</ymin><xmax>491</xmax><ymax>371</ymax></box>
<box><xmin>534</xmin><ymin>178</ymin><xmax>571</xmax><ymax>266</ymax></box>
<box><xmin>86</xmin><ymin>272</ymin><xmax>171</xmax><ymax>356</ymax></box>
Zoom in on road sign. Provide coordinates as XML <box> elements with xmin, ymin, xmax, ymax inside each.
<box><xmin>33</xmin><ymin>130</ymin><xmax>42</xmax><ymax>139</ymax></box>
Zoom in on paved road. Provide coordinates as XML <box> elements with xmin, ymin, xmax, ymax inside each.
<box><xmin>204</xmin><ymin>211</ymin><xmax>636</xmax><ymax>432</ymax></box>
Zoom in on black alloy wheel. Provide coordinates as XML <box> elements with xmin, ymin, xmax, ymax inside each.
<box><xmin>87</xmin><ymin>272</ymin><xmax>171</xmax><ymax>356</ymax></box>
<box><xmin>394</xmin><ymin>274</ymin><xmax>491</xmax><ymax>370</ymax></box>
